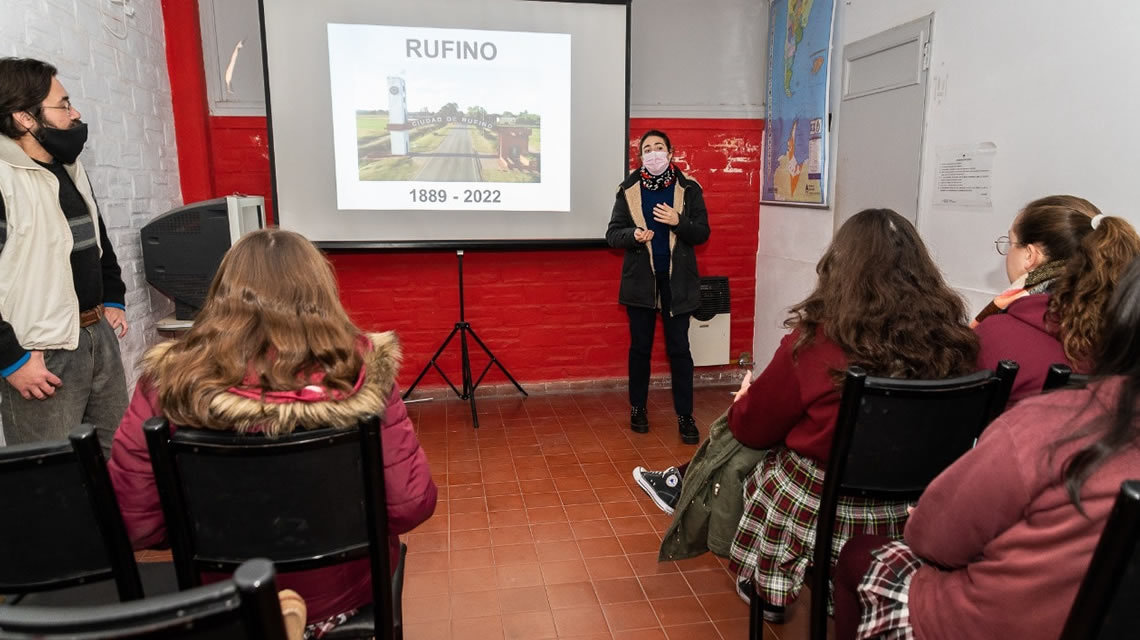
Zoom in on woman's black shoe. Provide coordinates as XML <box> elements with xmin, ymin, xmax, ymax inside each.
<box><xmin>677</xmin><ymin>414</ymin><xmax>699</xmax><ymax>444</ymax></box>
<box><xmin>630</xmin><ymin>406</ymin><xmax>649</xmax><ymax>433</ymax></box>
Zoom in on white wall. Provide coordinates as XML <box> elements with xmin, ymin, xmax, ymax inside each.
<box><xmin>1</xmin><ymin>0</ymin><xmax>181</xmax><ymax>390</ymax></box>
<box><xmin>849</xmin><ymin>0</ymin><xmax>1140</xmax><ymax>312</ymax></box>
<box><xmin>754</xmin><ymin>0</ymin><xmax>1140</xmax><ymax>361</ymax></box>
<box><xmin>630</xmin><ymin>0</ymin><xmax>766</xmax><ymax>118</ymax></box>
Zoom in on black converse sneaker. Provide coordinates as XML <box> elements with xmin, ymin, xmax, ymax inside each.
<box><xmin>630</xmin><ymin>406</ymin><xmax>649</xmax><ymax>433</ymax></box>
<box><xmin>677</xmin><ymin>414</ymin><xmax>699</xmax><ymax>445</ymax></box>
<box><xmin>632</xmin><ymin>466</ymin><xmax>682</xmax><ymax>514</ymax></box>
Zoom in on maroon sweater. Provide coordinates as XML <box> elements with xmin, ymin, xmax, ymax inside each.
<box><xmin>975</xmin><ymin>293</ymin><xmax>1073</xmax><ymax>404</ymax></box>
<box><xmin>906</xmin><ymin>378</ymin><xmax>1138</xmax><ymax>640</ymax></box>
<box><xmin>727</xmin><ymin>329</ymin><xmax>848</xmax><ymax>462</ymax></box>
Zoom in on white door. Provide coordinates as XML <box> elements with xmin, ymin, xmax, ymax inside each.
<box><xmin>834</xmin><ymin>15</ymin><xmax>932</xmax><ymax>227</ymax></box>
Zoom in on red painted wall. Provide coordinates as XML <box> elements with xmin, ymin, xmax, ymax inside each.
<box><xmin>162</xmin><ymin>10</ymin><xmax>763</xmax><ymax>391</ymax></box>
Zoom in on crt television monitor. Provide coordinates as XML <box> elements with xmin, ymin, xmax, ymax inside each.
<box><xmin>141</xmin><ymin>196</ymin><xmax>265</xmax><ymax>320</ymax></box>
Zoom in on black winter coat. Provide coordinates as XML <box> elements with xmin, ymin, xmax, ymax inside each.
<box><xmin>605</xmin><ymin>169</ymin><xmax>711</xmax><ymax>315</ymax></box>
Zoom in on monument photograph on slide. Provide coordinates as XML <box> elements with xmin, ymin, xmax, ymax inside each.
<box><xmin>329</xmin><ymin>23</ymin><xmax>570</xmax><ymax>211</ymax></box>
<box><xmin>355</xmin><ymin>76</ymin><xmax>543</xmax><ymax>184</ymax></box>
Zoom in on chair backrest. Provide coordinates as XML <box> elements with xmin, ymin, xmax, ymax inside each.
<box><xmin>1059</xmin><ymin>480</ymin><xmax>1140</xmax><ymax>640</ymax></box>
<box><xmin>807</xmin><ymin>361</ymin><xmax>1019</xmax><ymax>640</ymax></box>
<box><xmin>0</xmin><ymin>558</ymin><xmax>287</xmax><ymax>640</ymax></box>
<box><xmin>1043</xmin><ymin>363</ymin><xmax>1093</xmax><ymax>392</ymax></box>
<box><xmin>0</xmin><ymin>425</ymin><xmax>142</xmax><ymax>601</ymax></box>
<box><xmin>143</xmin><ymin>416</ymin><xmax>394</xmax><ymax>639</ymax></box>
<box><xmin>830</xmin><ymin>361</ymin><xmax>1019</xmax><ymax>500</ymax></box>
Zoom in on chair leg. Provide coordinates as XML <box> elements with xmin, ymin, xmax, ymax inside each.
<box><xmin>748</xmin><ymin>580</ymin><xmax>765</xmax><ymax>639</ymax></box>
<box><xmin>392</xmin><ymin>543</ymin><xmax>408</xmax><ymax>640</ymax></box>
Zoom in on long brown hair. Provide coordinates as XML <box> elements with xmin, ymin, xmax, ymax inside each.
<box><xmin>787</xmin><ymin>208</ymin><xmax>978</xmax><ymax>380</ymax></box>
<box><xmin>146</xmin><ymin>228</ymin><xmax>363</xmax><ymax>428</ymax></box>
<box><xmin>1009</xmin><ymin>195</ymin><xmax>1140</xmax><ymax>365</ymax></box>
<box><xmin>1047</xmin><ymin>216</ymin><xmax>1140</xmax><ymax>367</ymax></box>
<box><xmin>1056</xmin><ymin>257</ymin><xmax>1140</xmax><ymax>512</ymax></box>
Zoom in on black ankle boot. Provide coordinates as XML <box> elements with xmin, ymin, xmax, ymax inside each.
<box><xmin>677</xmin><ymin>414</ymin><xmax>699</xmax><ymax>444</ymax></box>
<box><xmin>630</xmin><ymin>406</ymin><xmax>649</xmax><ymax>433</ymax></box>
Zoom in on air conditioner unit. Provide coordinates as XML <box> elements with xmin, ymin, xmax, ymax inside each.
<box><xmin>690</xmin><ymin>276</ymin><xmax>731</xmax><ymax>366</ymax></box>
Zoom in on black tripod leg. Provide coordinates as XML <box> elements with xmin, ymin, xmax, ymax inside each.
<box><xmin>403</xmin><ymin>325</ymin><xmax>461</xmax><ymax>400</ymax></box>
<box><xmin>466</xmin><ymin>325</ymin><xmax>528</xmax><ymax>396</ymax></box>
<box><xmin>459</xmin><ymin>324</ymin><xmax>479</xmax><ymax>428</ymax></box>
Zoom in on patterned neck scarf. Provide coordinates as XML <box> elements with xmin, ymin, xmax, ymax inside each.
<box><xmin>640</xmin><ymin>164</ymin><xmax>676</xmax><ymax>191</ymax></box>
<box><xmin>971</xmin><ymin>259</ymin><xmax>1068</xmax><ymax>326</ymax></box>
<box><xmin>1023</xmin><ymin>259</ymin><xmax>1067</xmax><ymax>294</ymax></box>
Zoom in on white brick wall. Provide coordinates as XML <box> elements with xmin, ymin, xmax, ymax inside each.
<box><xmin>1</xmin><ymin>0</ymin><xmax>182</xmax><ymax>394</ymax></box>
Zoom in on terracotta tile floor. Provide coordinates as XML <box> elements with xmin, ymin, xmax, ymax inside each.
<box><xmin>396</xmin><ymin>385</ymin><xmax>823</xmax><ymax>640</ymax></box>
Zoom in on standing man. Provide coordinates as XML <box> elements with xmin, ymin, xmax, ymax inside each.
<box><xmin>0</xmin><ymin>57</ymin><xmax>129</xmax><ymax>455</ymax></box>
<box><xmin>606</xmin><ymin>130</ymin><xmax>710</xmax><ymax>445</ymax></box>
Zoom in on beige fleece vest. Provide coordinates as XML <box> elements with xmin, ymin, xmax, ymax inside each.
<box><xmin>0</xmin><ymin>135</ymin><xmax>102</xmax><ymax>351</ymax></box>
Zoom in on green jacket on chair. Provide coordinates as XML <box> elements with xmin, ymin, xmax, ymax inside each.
<box><xmin>658</xmin><ymin>412</ymin><xmax>767</xmax><ymax>561</ymax></box>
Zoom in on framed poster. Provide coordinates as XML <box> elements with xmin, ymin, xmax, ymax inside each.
<box><xmin>761</xmin><ymin>0</ymin><xmax>836</xmax><ymax>207</ymax></box>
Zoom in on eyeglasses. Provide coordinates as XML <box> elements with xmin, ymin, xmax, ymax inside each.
<box><xmin>994</xmin><ymin>235</ymin><xmax>1023</xmax><ymax>256</ymax></box>
<box><xmin>41</xmin><ymin>98</ymin><xmax>77</xmax><ymax>114</ymax></box>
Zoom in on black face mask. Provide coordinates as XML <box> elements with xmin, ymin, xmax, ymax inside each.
<box><xmin>33</xmin><ymin>120</ymin><xmax>88</xmax><ymax>164</ymax></box>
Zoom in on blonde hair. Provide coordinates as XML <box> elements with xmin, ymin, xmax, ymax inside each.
<box><xmin>145</xmin><ymin>228</ymin><xmax>363</xmax><ymax>428</ymax></box>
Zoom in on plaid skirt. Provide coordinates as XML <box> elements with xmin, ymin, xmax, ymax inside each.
<box><xmin>856</xmin><ymin>541</ymin><xmax>922</xmax><ymax>640</ymax></box>
<box><xmin>728</xmin><ymin>447</ymin><xmax>909</xmax><ymax>609</ymax></box>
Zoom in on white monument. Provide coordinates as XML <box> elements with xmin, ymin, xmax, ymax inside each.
<box><xmin>387</xmin><ymin>76</ymin><xmax>409</xmax><ymax>156</ymax></box>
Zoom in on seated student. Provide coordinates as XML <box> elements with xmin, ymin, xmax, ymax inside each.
<box><xmin>975</xmin><ymin>195</ymin><xmax>1140</xmax><ymax>402</ymax></box>
<box><xmin>834</xmin><ymin>256</ymin><xmax>1140</xmax><ymax>640</ymax></box>
<box><xmin>634</xmin><ymin>209</ymin><xmax>979</xmax><ymax>621</ymax></box>
<box><xmin>108</xmin><ymin>229</ymin><xmax>437</xmax><ymax>635</ymax></box>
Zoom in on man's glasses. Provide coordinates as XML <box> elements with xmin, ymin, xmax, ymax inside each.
<box><xmin>41</xmin><ymin>98</ymin><xmax>77</xmax><ymax>114</ymax></box>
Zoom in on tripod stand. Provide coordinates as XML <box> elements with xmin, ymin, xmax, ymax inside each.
<box><xmin>403</xmin><ymin>250</ymin><xmax>527</xmax><ymax>427</ymax></box>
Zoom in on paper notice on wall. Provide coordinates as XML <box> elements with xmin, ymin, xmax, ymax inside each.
<box><xmin>934</xmin><ymin>143</ymin><xmax>997</xmax><ymax>208</ymax></box>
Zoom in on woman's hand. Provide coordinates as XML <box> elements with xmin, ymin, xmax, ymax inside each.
<box><xmin>652</xmin><ymin>203</ymin><xmax>680</xmax><ymax>226</ymax></box>
<box><xmin>633</xmin><ymin>228</ymin><xmax>655</xmax><ymax>244</ymax></box>
<box><xmin>733</xmin><ymin>371</ymin><xmax>753</xmax><ymax>403</ymax></box>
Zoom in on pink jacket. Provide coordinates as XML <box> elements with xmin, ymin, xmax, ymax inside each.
<box><xmin>905</xmin><ymin>378</ymin><xmax>1139</xmax><ymax>640</ymax></box>
<box><xmin>108</xmin><ymin>332</ymin><xmax>437</xmax><ymax>621</ymax></box>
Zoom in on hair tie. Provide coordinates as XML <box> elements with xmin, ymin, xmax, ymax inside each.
<box><xmin>1091</xmin><ymin>214</ymin><xmax>1106</xmax><ymax>230</ymax></box>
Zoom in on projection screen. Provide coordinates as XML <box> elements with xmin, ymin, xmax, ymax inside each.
<box><xmin>258</xmin><ymin>0</ymin><xmax>631</xmax><ymax>248</ymax></box>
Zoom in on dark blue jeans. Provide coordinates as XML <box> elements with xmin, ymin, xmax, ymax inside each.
<box><xmin>627</xmin><ymin>273</ymin><xmax>694</xmax><ymax>416</ymax></box>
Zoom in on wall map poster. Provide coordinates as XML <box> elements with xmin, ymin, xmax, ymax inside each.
<box><xmin>761</xmin><ymin>0</ymin><xmax>836</xmax><ymax>207</ymax></box>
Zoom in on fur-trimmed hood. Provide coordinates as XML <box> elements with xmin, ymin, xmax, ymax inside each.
<box><xmin>142</xmin><ymin>331</ymin><xmax>402</xmax><ymax>435</ymax></box>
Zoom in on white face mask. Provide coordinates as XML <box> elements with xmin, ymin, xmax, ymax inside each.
<box><xmin>641</xmin><ymin>150</ymin><xmax>670</xmax><ymax>176</ymax></box>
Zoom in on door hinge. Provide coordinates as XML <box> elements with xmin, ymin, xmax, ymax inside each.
<box><xmin>921</xmin><ymin>40</ymin><xmax>931</xmax><ymax>70</ymax></box>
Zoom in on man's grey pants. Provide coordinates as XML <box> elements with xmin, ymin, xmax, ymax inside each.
<box><xmin>0</xmin><ymin>319</ymin><xmax>128</xmax><ymax>459</ymax></box>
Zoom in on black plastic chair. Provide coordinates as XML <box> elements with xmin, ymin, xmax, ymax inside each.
<box><xmin>0</xmin><ymin>425</ymin><xmax>144</xmax><ymax>604</ymax></box>
<box><xmin>748</xmin><ymin>361</ymin><xmax>1019</xmax><ymax>639</ymax></box>
<box><xmin>0</xmin><ymin>558</ymin><xmax>288</xmax><ymax>639</ymax></box>
<box><xmin>144</xmin><ymin>416</ymin><xmax>400</xmax><ymax>640</ymax></box>
<box><xmin>1058</xmin><ymin>480</ymin><xmax>1140</xmax><ymax>640</ymax></box>
<box><xmin>1043</xmin><ymin>363</ymin><xmax>1092</xmax><ymax>392</ymax></box>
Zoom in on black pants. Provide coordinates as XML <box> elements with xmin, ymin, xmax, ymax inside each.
<box><xmin>627</xmin><ymin>273</ymin><xmax>694</xmax><ymax>416</ymax></box>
